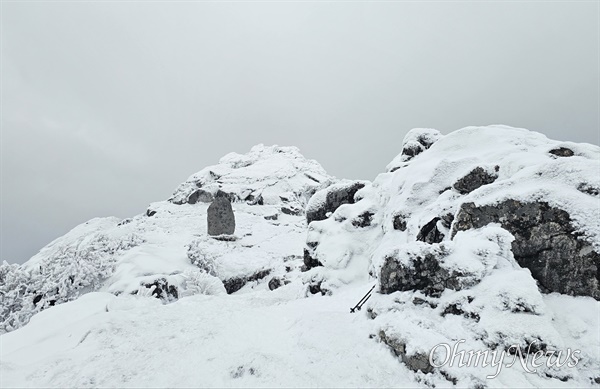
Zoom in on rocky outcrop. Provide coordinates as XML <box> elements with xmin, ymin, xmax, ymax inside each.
<box><xmin>379</xmin><ymin>252</ymin><xmax>468</xmax><ymax>297</ymax></box>
<box><xmin>169</xmin><ymin>144</ymin><xmax>330</xmax><ymax>210</ymax></box>
<box><xmin>222</xmin><ymin>269</ymin><xmax>271</xmax><ymax>294</ymax></box>
<box><xmin>549</xmin><ymin>147</ymin><xmax>574</xmax><ymax>157</ymax></box>
<box><xmin>400</xmin><ymin>129</ymin><xmax>442</xmax><ymax>163</ymax></box>
<box><xmin>306</xmin><ymin>181</ymin><xmax>366</xmax><ymax>224</ymax></box>
<box><xmin>141</xmin><ymin>278</ymin><xmax>179</xmax><ymax>302</ymax></box>
<box><xmin>207</xmin><ymin>197</ymin><xmax>236</xmax><ymax>236</ymax></box>
<box><xmin>386</xmin><ymin>128</ymin><xmax>443</xmax><ymax>170</ymax></box>
<box><xmin>452</xmin><ymin>166</ymin><xmax>498</xmax><ymax>195</ymax></box>
<box><xmin>416</xmin><ymin>217</ymin><xmax>444</xmax><ymax>244</ymax></box>
<box><xmin>392</xmin><ymin>213</ymin><xmax>408</xmax><ymax>231</ymax></box>
<box><xmin>187</xmin><ymin>189</ymin><xmax>214</xmax><ymax>204</ymax></box>
<box><xmin>303</xmin><ymin>244</ymin><xmax>322</xmax><ymax>270</ymax></box>
<box><xmin>268</xmin><ymin>277</ymin><xmax>283</xmax><ymax>291</ymax></box>
<box><xmin>379</xmin><ymin>330</ymin><xmax>433</xmax><ymax>373</ymax></box>
<box><xmin>452</xmin><ymin>200</ymin><xmax>600</xmax><ymax>300</ymax></box>
<box><xmin>351</xmin><ymin>211</ymin><xmax>374</xmax><ymax>228</ymax></box>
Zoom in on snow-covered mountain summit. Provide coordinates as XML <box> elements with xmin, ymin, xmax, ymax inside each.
<box><xmin>1</xmin><ymin>127</ymin><xmax>599</xmax><ymax>388</ymax></box>
<box><xmin>169</xmin><ymin>144</ymin><xmax>330</xmax><ymax>209</ymax></box>
<box><xmin>1</xmin><ymin>144</ymin><xmax>332</xmax><ymax>333</ymax></box>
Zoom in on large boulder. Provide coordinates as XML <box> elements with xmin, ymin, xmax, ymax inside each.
<box><xmin>379</xmin><ymin>251</ymin><xmax>464</xmax><ymax>297</ymax></box>
<box><xmin>207</xmin><ymin>197</ymin><xmax>236</xmax><ymax>236</ymax></box>
<box><xmin>452</xmin><ymin>200</ymin><xmax>600</xmax><ymax>300</ymax></box>
<box><xmin>306</xmin><ymin>181</ymin><xmax>367</xmax><ymax>224</ymax></box>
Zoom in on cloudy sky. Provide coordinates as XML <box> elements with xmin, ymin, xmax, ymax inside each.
<box><xmin>2</xmin><ymin>1</ymin><xmax>598</xmax><ymax>264</ymax></box>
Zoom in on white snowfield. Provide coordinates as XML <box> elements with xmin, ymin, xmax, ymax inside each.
<box><xmin>1</xmin><ymin>128</ymin><xmax>599</xmax><ymax>388</ymax></box>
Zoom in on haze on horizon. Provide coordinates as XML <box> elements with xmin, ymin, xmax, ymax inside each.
<box><xmin>1</xmin><ymin>1</ymin><xmax>599</xmax><ymax>264</ymax></box>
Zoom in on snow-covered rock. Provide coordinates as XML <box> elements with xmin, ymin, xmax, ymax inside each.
<box><xmin>1</xmin><ymin>127</ymin><xmax>599</xmax><ymax>388</ymax></box>
<box><xmin>169</xmin><ymin>144</ymin><xmax>329</xmax><ymax>209</ymax></box>
<box><xmin>302</xmin><ymin>125</ymin><xmax>600</xmax><ymax>386</ymax></box>
<box><xmin>0</xmin><ymin>144</ymin><xmax>332</xmax><ymax>334</ymax></box>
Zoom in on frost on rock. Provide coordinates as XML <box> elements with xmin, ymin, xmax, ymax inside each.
<box><xmin>386</xmin><ymin>128</ymin><xmax>443</xmax><ymax>170</ymax></box>
<box><xmin>2</xmin><ymin>131</ymin><xmax>600</xmax><ymax>388</ymax></box>
<box><xmin>169</xmin><ymin>144</ymin><xmax>330</xmax><ymax>211</ymax></box>
<box><xmin>453</xmin><ymin>200</ymin><xmax>600</xmax><ymax>299</ymax></box>
<box><xmin>302</xmin><ymin>126</ymin><xmax>600</xmax><ymax>385</ymax></box>
<box><xmin>305</xmin><ymin>180</ymin><xmax>369</xmax><ymax>224</ymax></box>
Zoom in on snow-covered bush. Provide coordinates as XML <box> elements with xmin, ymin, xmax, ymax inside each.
<box><xmin>0</xmin><ymin>231</ymin><xmax>144</xmax><ymax>333</ymax></box>
<box><xmin>187</xmin><ymin>240</ymin><xmax>218</xmax><ymax>276</ymax></box>
<box><xmin>180</xmin><ymin>269</ymin><xmax>226</xmax><ymax>296</ymax></box>
<box><xmin>0</xmin><ymin>262</ymin><xmax>37</xmax><ymax>333</ymax></box>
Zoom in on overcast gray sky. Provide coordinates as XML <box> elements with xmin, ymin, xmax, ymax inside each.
<box><xmin>1</xmin><ymin>1</ymin><xmax>598</xmax><ymax>265</ymax></box>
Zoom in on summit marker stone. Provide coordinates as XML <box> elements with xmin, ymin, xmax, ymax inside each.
<box><xmin>207</xmin><ymin>197</ymin><xmax>235</xmax><ymax>236</ymax></box>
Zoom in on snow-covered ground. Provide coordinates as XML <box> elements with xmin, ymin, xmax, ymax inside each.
<box><xmin>0</xmin><ymin>286</ymin><xmax>419</xmax><ymax>388</ymax></box>
<box><xmin>1</xmin><ymin>128</ymin><xmax>599</xmax><ymax>388</ymax></box>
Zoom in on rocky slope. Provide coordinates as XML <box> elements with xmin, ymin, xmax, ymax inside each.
<box><xmin>1</xmin><ymin>127</ymin><xmax>599</xmax><ymax>388</ymax></box>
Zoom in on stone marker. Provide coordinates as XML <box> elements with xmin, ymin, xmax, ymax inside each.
<box><xmin>207</xmin><ymin>196</ymin><xmax>235</xmax><ymax>236</ymax></box>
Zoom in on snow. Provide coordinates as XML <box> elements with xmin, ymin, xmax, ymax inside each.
<box><xmin>0</xmin><ymin>287</ymin><xmax>417</xmax><ymax>388</ymax></box>
<box><xmin>1</xmin><ymin>127</ymin><xmax>599</xmax><ymax>388</ymax></box>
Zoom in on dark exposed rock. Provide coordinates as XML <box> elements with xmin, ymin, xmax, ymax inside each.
<box><xmin>544</xmin><ymin>373</ymin><xmax>570</xmax><ymax>382</ymax></box>
<box><xmin>441</xmin><ymin>303</ymin><xmax>464</xmax><ymax>316</ymax></box>
<box><xmin>379</xmin><ymin>252</ymin><xmax>467</xmax><ymax>297</ymax></box>
<box><xmin>440</xmin><ymin>371</ymin><xmax>459</xmax><ymax>385</ymax></box>
<box><xmin>142</xmin><ymin>278</ymin><xmax>178</xmax><ymax>301</ymax></box>
<box><xmin>453</xmin><ymin>167</ymin><xmax>498</xmax><ymax>195</ymax></box>
<box><xmin>308</xmin><ymin>280</ymin><xmax>329</xmax><ymax>296</ymax></box>
<box><xmin>32</xmin><ymin>294</ymin><xmax>43</xmax><ymax>306</ymax></box>
<box><xmin>452</xmin><ymin>200</ymin><xmax>600</xmax><ymax>300</ymax></box>
<box><xmin>549</xmin><ymin>147</ymin><xmax>574</xmax><ymax>157</ymax></box>
<box><xmin>412</xmin><ymin>297</ymin><xmax>437</xmax><ymax>309</ymax></box>
<box><xmin>303</xmin><ymin>247</ymin><xmax>323</xmax><ymax>270</ymax></box>
<box><xmin>215</xmin><ymin>190</ymin><xmax>236</xmax><ymax>203</ymax></box>
<box><xmin>268</xmin><ymin>277</ymin><xmax>286</xmax><ymax>291</ymax></box>
<box><xmin>306</xmin><ymin>182</ymin><xmax>366</xmax><ymax>224</ymax></box>
<box><xmin>268</xmin><ymin>277</ymin><xmax>282</xmax><ymax>290</ymax></box>
<box><xmin>440</xmin><ymin>213</ymin><xmax>454</xmax><ymax>229</ymax></box>
<box><xmin>578</xmin><ymin>183</ymin><xmax>600</xmax><ymax>197</ymax></box>
<box><xmin>397</xmin><ymin>130</ymin><xmax>441</xmax><ymax>162</ymax></box>
<box><xmin>264</xmin><ymin>213</ymin><xmax>278</xmax><ymax>221</ymax></box>
<box><xmin>416</xmin><ymin>217</ymin><xmax>444</xmax><ymax>244</ymax></box>
<box><xmin>401</xmin><ymin>144</ymin><xmax>423</xmax><ymax>160</ymax></box>
<box><xmin>441</xmin><ymin>302</ymin><xmax>480</xmax><ymax>322</ymax></box>
<box><xmin>146</xmin><ymin>209</ymin><xmax>157</xmax><ymax>217</ymax></box>
<box><xmin>117</xmin><ymin>218</ymin><xmax>132</xmax><ymax>226</ymax></box>
<box><xmin>352</xmin><ymin>212</ymin><xmax>374</xmax><ymax>228</ymax></box>
<box><xmin>392</xmin><ymin>214</ymin><xmax>408</xmax><ymax>231</ymax></box>
<box><xmin>416</xmin><ymin>133</ymin><xmax>438</xmax><ymax>148</ymax></box>
<box><xmin>246</xmin><ymin>193</ymin><xmax>264</xmax><ymax>205</ymax></box>
<box><xmin>281</xmin><ymin>206</ymin><xmax>302</xmax><ymax>216</ymax></box>
<box><xmin>187</xmin><ymin>189</ymin><xmax>214</xmax><ymax>204</ymax></box>
<box><xmin>379</xmin><ymin>330</ymin><xmax>433</xmax><ymax>373</ymax></box>
<box><xmin>207</xmin><ymin>197</ymin><xmax>236</xmax><ymax>236</ymax></box>
<box><xmin>222</xmin><ymin>269</ymin><xmax>271</xmax><ymax>294</ymax></box>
